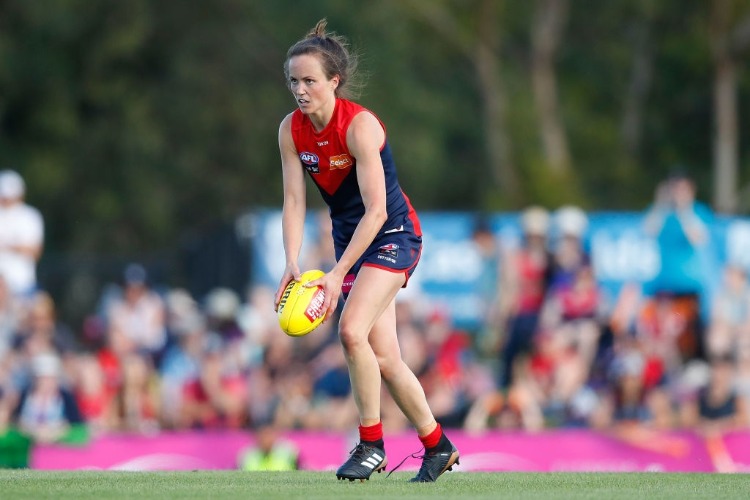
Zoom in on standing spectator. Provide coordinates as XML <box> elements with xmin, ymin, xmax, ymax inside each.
<box><xmin>470</xmin><ymin>215</ymin><xmax>503</xmax><ymax>343</ymax></box>
<box><xmin>548</xmin><ymin>205</ymin><xmax>591</xmax><ymax>292</ymax></box>
<box><xmin>643</xmin><ymin>170</ymin><xmax>713</xmax><ymax>299</ymax></box>
<box><xmin>0</xmin><ymin>169</ymin><xmax>44</xmax><ymax>300</ymax></box>
<box><xmin>643</xmin><ymin>170</ymin><xmax>715</xmax><ymax>361</ymax></box>
<box><xmin>0</xmin><ymin>275</ymin><xmax>22</xmax><ymax>360</ymax></box>
<box><xmin>495</xmin><ymin>206</ymin><xmax>553</xmax><ymax>390</ymax></box>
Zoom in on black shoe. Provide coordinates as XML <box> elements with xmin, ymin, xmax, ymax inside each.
<box><xmin>410</xmin><ymin>441</ymin><xmax>459</xmax><ymax>482</ymax></box>
<box><xmin>336</xmin><ymin>443</ymin><xmax>388</xmax><ymax>482</ymax></box>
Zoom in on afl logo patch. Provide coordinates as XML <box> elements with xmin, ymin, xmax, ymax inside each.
<box><xmin>300</xmin><ymin>152</ymin><xmax>319</xmax><ymax>173</ymax></box>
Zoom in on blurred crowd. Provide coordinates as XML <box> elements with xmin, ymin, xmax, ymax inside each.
<box><xmin>1</xmin><ymin>168</ymin><xmax>750</xmax><ymax>462</ymax></box>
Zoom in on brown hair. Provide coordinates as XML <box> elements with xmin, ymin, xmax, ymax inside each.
<box><xmin>284</xmin><ymin>19</ymin><xmax>361</xmax><ymax>99</ymax></box>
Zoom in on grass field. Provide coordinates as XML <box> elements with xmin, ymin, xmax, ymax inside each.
<box><xmin>2</xmin><ymin>470</ymin><xmax>750</xmax><ymax>500</ymax></box>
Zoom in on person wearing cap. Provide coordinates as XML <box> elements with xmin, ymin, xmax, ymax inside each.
<box><xmin>0</xmin><ymin>169</ymin><xmax>44</xmax><ymax>299</ymax></box>
<box><xmin>105</xmin><ymin>263</ymin><xmax>167</xmax><ymax>362</ymax></box>
<box><xmin>496</xmin><ymin>206</ymin><xmax>554</xmax><ymax>390</ymax></box>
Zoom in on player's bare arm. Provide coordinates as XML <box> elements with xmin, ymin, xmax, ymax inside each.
<box><xmin>275</xmin><ymin>113</ymin><xmax>307</xmax><ymax>310</ymax></box>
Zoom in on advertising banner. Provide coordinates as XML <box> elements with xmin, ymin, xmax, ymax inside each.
<box><xmin>246</xmin><ymin>210</ymin><xmax>750</xmax><ymax>330</ymax></box>
<box><xmin>32</xmin><ymin>429</ymin><xmax>750</xmax><ymax>472</ymax></box>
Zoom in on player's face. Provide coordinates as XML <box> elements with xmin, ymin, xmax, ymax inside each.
<box><xmin>287</xmin><ymin>54</ymin><xmax>338</xmax><ymax>116</ymax></box>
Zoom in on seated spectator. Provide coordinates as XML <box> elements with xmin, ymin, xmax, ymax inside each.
<box><xmin>204</xmin><ymin>287</ymin><xmax>243</xmax><ymax>343</ymax></box>
<box><xmin>13</xmin><ymin>291</ymin><xmax>79</xmax><ymax>358</ymax></box>
<box><xmin>590</xmin><ymin>334</ymin><xmax>672</xmax><ymax>430</ymax></box>
<box><xmin>181</xmin><ymin>333</ymin><xmax>248</xmax><ymax>429</ymax></box>
<box><xmin>71</xmin><ymin>352</ymin><xmax>115</xmax><ymax>434</ymax></box>
<box><xmin>681</xmin><ymin>355</ymin><xmax>748</xmax><ymax>434</ymax></box>
<box><xmin>706</xmin><ymin>264</ymin><xmax>750</xmax><ymax>360</ymax></box>
<box><xmin>159</xmin><ymin>312</ymin><xmax>206</xmax><ymax>429</ymax></box>
<box><xmin>106</xmin><ymin>264</ymin><xmax>167</xmax><ymax>361</ymax></box>
<box><xmin>111</xmin><ymin>352</ymin><xmax>160</xmax><ymax>433</ymax></box>
<box><xmin>541</xmin><ymin>265</ymin><xmax>603</xmax><ymax>377</ymax></box>
<box><xmin>12</xmin><ymin>353</ymin><xmax>88</xmax><ymax>445</ymax></box>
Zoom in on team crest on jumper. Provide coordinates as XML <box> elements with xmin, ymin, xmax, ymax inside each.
<box><xmin>378</xmin><ymin>243</ymin><xmax>399</xmax><ymax>258</ymax></box>
<box><xmin>300</xmin><ymin>152</ymin><xmax>319</xmax><ymax>173</ymax></box>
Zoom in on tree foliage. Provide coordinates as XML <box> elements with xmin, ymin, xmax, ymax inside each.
<box><xmin>0</xmin><ymin>0</ymin><xmax>748</xmax><ymax>256</ymax></box>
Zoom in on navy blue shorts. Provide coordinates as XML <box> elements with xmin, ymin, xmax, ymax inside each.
<box><xmin>338</xmin><ymin>229</ymin><xmax>422</xmax><ymax>299</ymax></box>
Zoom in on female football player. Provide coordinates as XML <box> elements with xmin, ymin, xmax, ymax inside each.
<box><xmin>273</xmin><ymin>19</ymin><xmax>459</xmax><ymax>482</ymax></box>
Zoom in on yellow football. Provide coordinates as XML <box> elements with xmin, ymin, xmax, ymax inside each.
<box><xmin>277</xmin><ymin>269</ymin><xmax>327</xmax><ymax>337</ymax></box>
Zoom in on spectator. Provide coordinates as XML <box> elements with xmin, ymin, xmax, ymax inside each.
<box><xmin>470</xmin><ymin>215</ymin><xmax>503</xmax><ymax>341</ymax></box>
<box><xmin>181</xmin><ymin>333</ymin><xmax>248</xmax><ymax>429</ymax></box>
<box><xmin>12</xmin><ymin>353</ymin><xmax>88</xmax><ymax>445</ymax></box>
<box><xmin>548</xmin><ymin>205</ymin><xmax>591</xmax><ymax>292</ymax></box>
<box><xmin>0</xmin><ymin>275</ymin><xmax>21</xmax><ymax>360</ymax></box>
<box><xmin>495</xmin><ymin>206</ymin><xmax>553</xmax><ymax>390</ymax></box>
<box><xmin>13</xmin><ymin>291</ymin><xmax>79</xmax><ymax>359</ymax></box>
<box><xmin>643</xmin><ymin>170</ymin><xmax>714</xmax><ymax>299</ymax></box>
<box><xmin>158</xmin><ymin>312</ymin><xmax>206</xmax><ymax>429</ymax></box>
<box><xmin>204</xmin><ymin>287</ymin><xmax>243</xmax><ymax>343</ymax></box>
<box><xmin>106</xmin><ymin>263</ymin><xmax>167</xmax><ymax>361</ymax></box>
<box><xmin>643</xmin><ymin>170</ymin><xmax>715</xmax><ymax>360</ymax></box>
<box><xmin>71</xmin><ymin>353</ymin><xmax>114</xmax><ymax>434</ymax></box>
<box><xmin>238</xmin><ymin>424</ymin><xmax>299</xmax><ymax>471</ymax></box>
<box><xmin>706</xmin><ymin>264</ymin><xmax>750</xmax><ymax>360</ymax></box>
<box><xmin>681</xmin><ymin>355</ymin><xmax>748</xmax><ymax>434</ymax></box>
<box><xmin>0</xmin><ymin>169</ymin><xmax>44</xmax><ymax>300</ymax></box>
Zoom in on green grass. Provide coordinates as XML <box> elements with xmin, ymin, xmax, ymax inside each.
<box><xmin>1</xmin><ymin>470</ymin><xmax>749</xmax><ymax>500</ymax></box>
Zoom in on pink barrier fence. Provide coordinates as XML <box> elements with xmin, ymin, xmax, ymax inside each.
<box><xmin>32</xmin><ymin>429</ymin><xmax>750</xmax><ymax>472</ymax></box>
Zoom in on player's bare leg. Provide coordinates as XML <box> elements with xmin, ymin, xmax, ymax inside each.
<box><xmin>335</xmin><ymin>266</ymin><xmax>403</xmax><ymax>481</ymax></box>
<box><xmin>335</xmin><ymin>266</ymin><xmax>459</xmax><ymax>482</ymax></box>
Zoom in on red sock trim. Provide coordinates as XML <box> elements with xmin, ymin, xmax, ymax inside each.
<box><xmin>359</xmin><ymin>422</ymin><xmax>383</xmax><ymax>442</ymax></box>
<box><xmin>419</xmin><ymin>423</ymin><xmax>442</xmax><ymax>449</ymax></box>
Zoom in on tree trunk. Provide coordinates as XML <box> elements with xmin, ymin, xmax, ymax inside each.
<box><xmin>621</xmin><ymin>0</ymin><xmax>655</xmax><ymax>160</ymax></box>
<box><xmin>710</xmin><ymin>0</ymin><xmax>739</xmax><ymax>214</ymax></box>
<box><xmin>403</xmin><ymin>0</ymin><xmax>519</xmax><ymax>201</ymax></box>
<box><xmin>531</xmin><ymin>0</ymin><xmax>570</xmax><ymax>175</ymax></box>
<box><xmin>474</xmin><ymin>0</ymin><xmax>519</xmax><ymax>196</ymax></box>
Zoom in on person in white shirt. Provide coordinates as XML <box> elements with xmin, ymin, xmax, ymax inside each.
<box><xmin>0</xmin><ymin>170</ymin><xmax>44</xmax><ymax>299</ymax></box>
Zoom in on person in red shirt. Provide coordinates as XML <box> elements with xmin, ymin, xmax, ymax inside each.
<box><xmin>273</xmin><ymin>19</ymin><xmax>458</xmax><ymax>483</ymax></box>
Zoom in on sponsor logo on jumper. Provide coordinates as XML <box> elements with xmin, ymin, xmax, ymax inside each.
<box><xmin>317</xmin><ymin>140</ymin><xmax>329</xmax><ymax>146</ymax></box>
<box><xmin>305</xmin><ymin>288</ymin><xmax>325</xmax><ymax>321</ymax></box>
<box><xmin>329</xmin><ymin>154</ymin><xmax>353</xmax><ymax>170</ymax></box>
<box><xmin>300</xmin><ymin>152</ymin><xmax>319</xmax><ymax>173</ymax></box>
<box><xmin>384</xmin><ymin>225</ymin><xmax>404</xmax><ymax>234</ymax></box>
<box><xmin>342</xmin><ymin>273</ymin><xmax>356</xmax><ymax>294</ymax></box>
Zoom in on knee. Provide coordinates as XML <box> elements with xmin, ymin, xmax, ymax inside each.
<box><xmin>338</xmin><ymin>318</ymin><xmax>368</xmax><ymax>354</ymax></box>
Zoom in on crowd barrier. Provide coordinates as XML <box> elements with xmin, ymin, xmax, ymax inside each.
<box><xmin>32</xmin><ymin>429</ymin><xmax>750</xmax><ymax>472</ymax></box>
